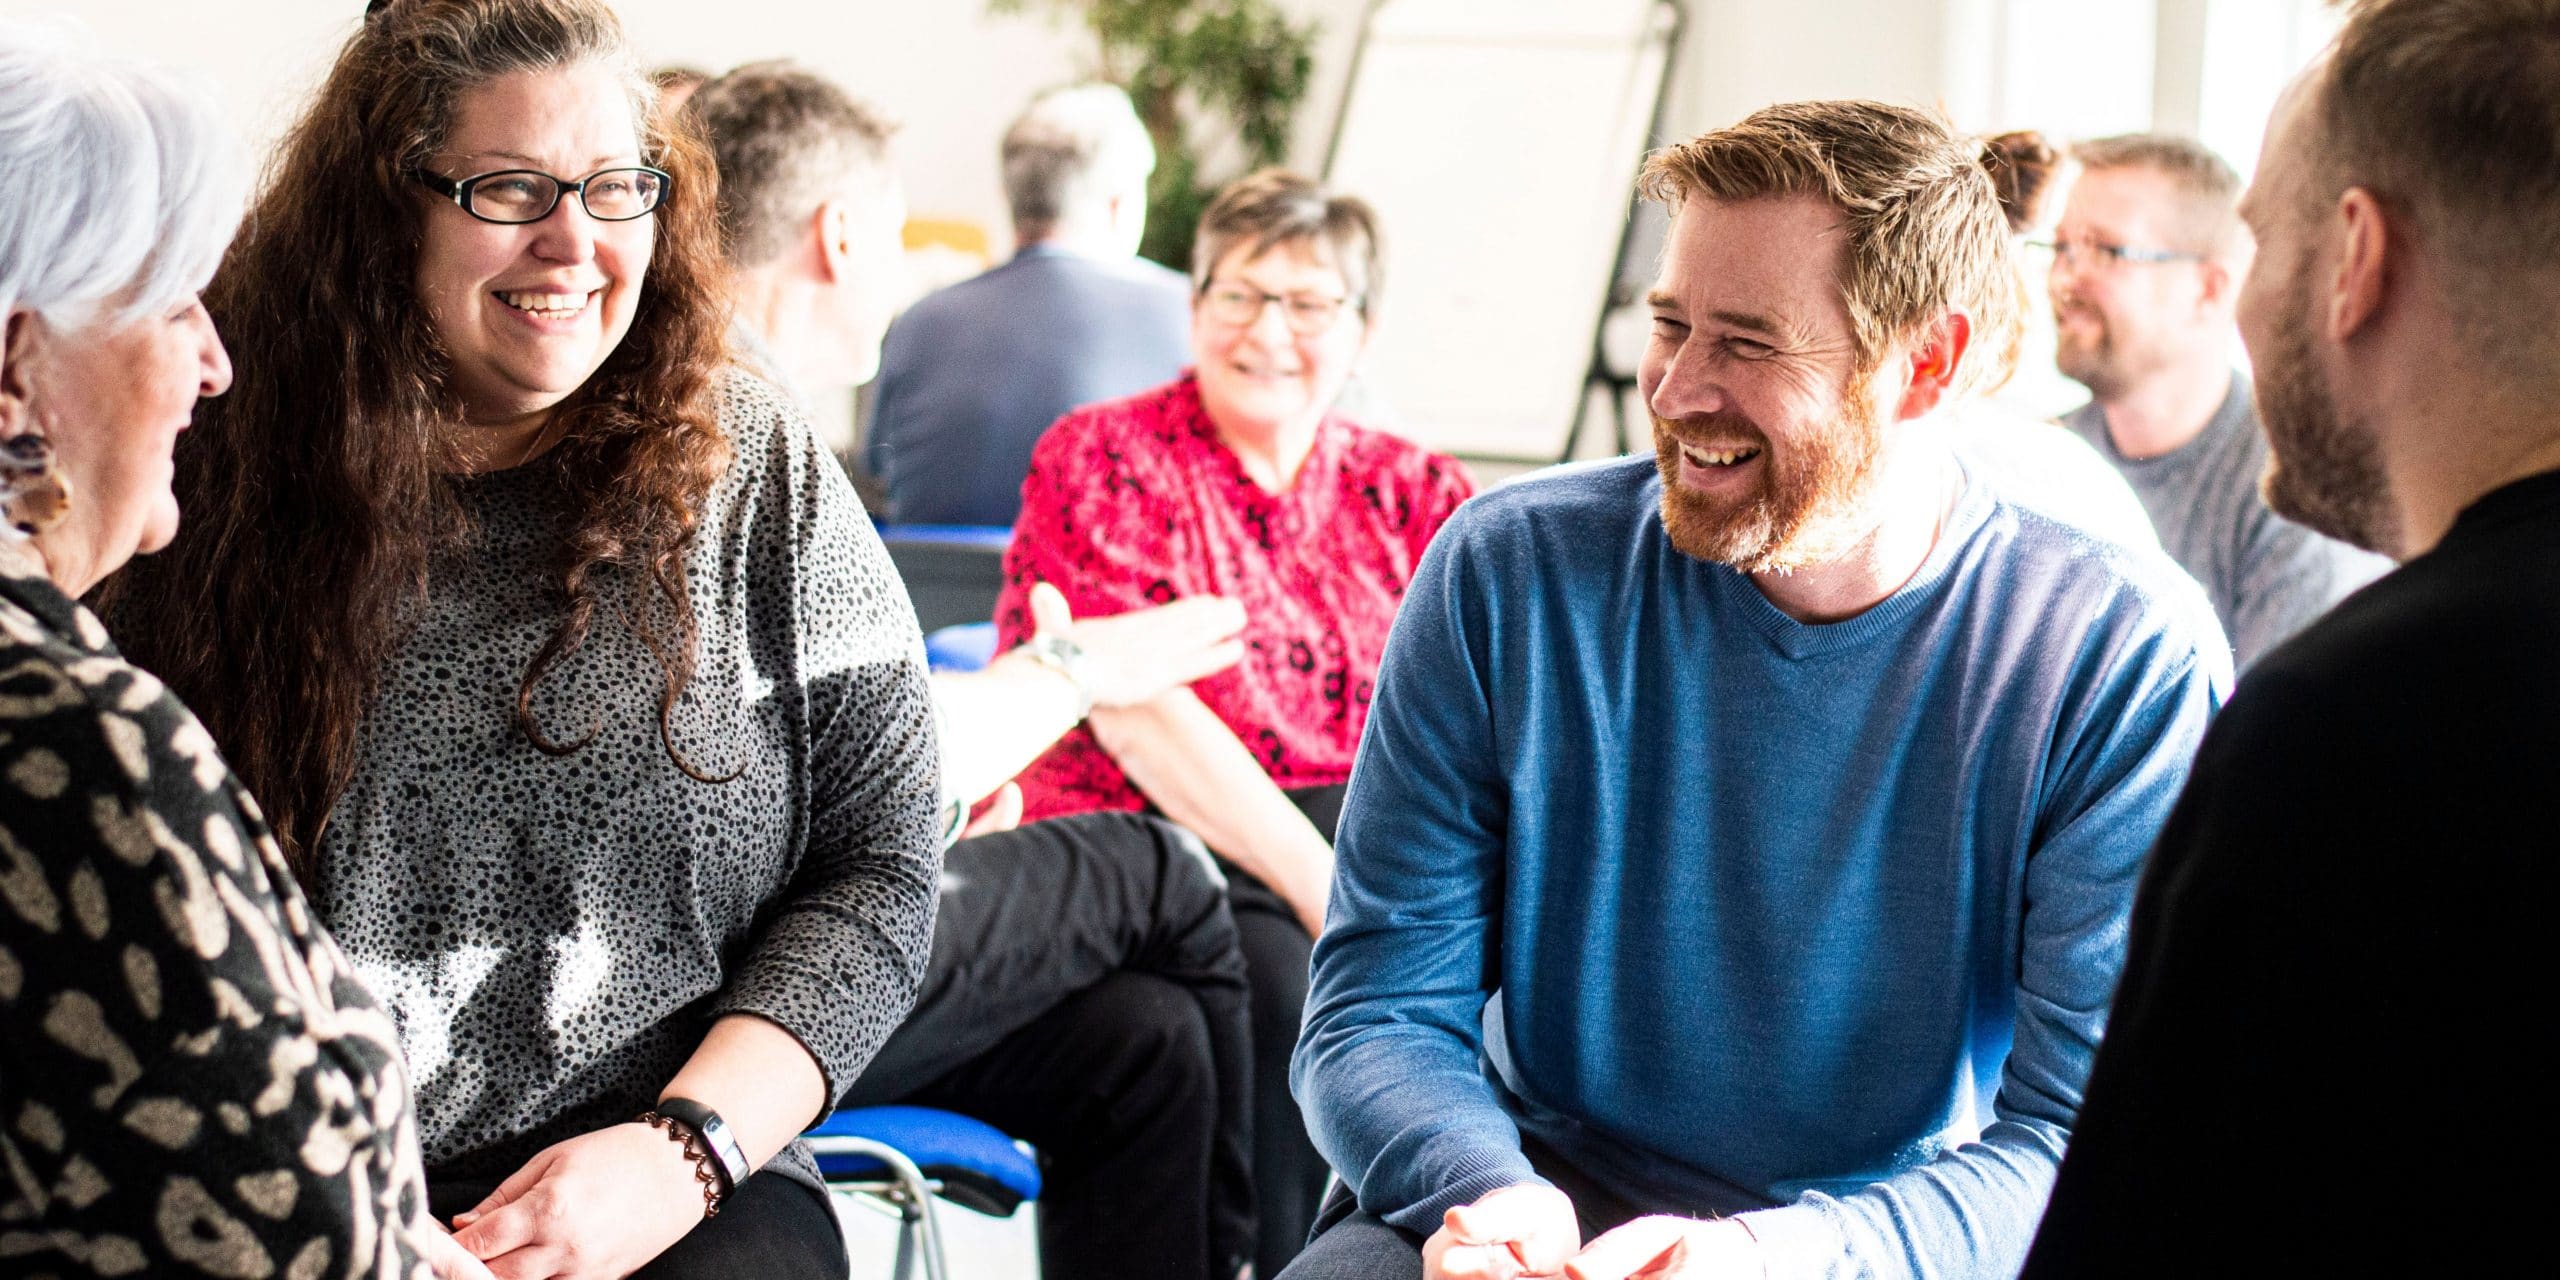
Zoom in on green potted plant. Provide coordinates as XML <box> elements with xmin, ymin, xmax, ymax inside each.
<box><xmin>991</xmin><ymin>0</ymin><xmax>1318</xmax><ymax>270</ymax></box>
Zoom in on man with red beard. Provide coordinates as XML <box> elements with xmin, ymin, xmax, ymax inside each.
<box><xmin>1281</xmin><ymin>101</ymin><xmax>2227</xmax><ymax>1280</ymax></box>
<box><xmin>2050</xmin><ymin>134</ymin><xmax>2387</xmax><ymax>669</ymax></box>
<box><xmin>2021</xmin><ymin>1</ymin><xmax>2560</xmax><ymax>1273</ymax></box>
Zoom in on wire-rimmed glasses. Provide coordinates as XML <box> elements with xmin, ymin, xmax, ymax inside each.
<box><xmin>1198</xmin><ymin>282</ymin><xmax>1360</xmax><ymax>335</ymax></box>
<box><xmin>2024</xmin><ymin>236</ymin><xmax>2205</xmax><ymax>270</ymax></box>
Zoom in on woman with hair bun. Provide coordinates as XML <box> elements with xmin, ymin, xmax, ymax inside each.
<box><xmin>1948</xmin><ymin>129</ymin><xmax>2161</xmax><ymax>550</ymax></box>
<box><xmin>100</xmin><ymin>2</ymin><xmax>941</xmax><ymax>1276</ymax></box>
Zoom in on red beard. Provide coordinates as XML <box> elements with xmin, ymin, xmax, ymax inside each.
<box><xmin>1650</xmin><ymin>384</ymin><xmax>1884</xmax><ymax>574</ymax></box>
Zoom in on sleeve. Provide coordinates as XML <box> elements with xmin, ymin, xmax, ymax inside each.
<box><xmin>994</xmin><ymin>409</ymin><xmax>1192</xmax><ymax>650</ymax></box>
<box><xmin>2226</xmin><ymin>509</ymin><xmax>2388</xmax><ymax>668</ymax></box>
<box><xmin>2014</xmin><ymin>679</ymin><xmax>2293</xmax><ymax>1275</ymax></box>
<box><xmin>704</xmin><ymin>392</ymin><xmax>945</xmax><ymax>1108</ymax></box>
<box><xmin>0</xmin><ymin>665</ymin><xmax>431</xmax><ymax>1278</ymax></box>
<box><xmin>1289</xmin><ymin>508</ymin><xmax>1544</xmax><ymax>1233</ymax></box>
<box><xmin>1734</xmin><ymin>635</ymin><xmax>2224</xmax><ymax>1280</ymax></box>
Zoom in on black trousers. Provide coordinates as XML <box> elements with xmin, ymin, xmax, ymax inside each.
<box><xmin>427</xmin><ymin>1170</ymin><xmax>847</xmax><ymax>1280</ymax></box>
<box><xmin>841</xmin><ymin>811</ymin><xmax>1255</xmax><ymax>1280</ymax></box>
<box><xmin>1217</xmin><ymin>859</ymin><xmax>1323</xmax><ymax>1280</ymax></box>
<box><xmin>1219</xmin><ymin>784</ymin><xmax>1343</xmax><ymax>1280</ymax></box>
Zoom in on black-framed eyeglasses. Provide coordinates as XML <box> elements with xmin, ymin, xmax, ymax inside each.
<box><xmin>1198</xmin><ymin>281</ymin><xmax>1360</xmax><ymax>335</ymax></box>
<box><xmin>413</xmin><ymin>166</ymin><xmax>671</xmax><ymax>225</ymax></box>
<box><xmin>2024</xmin><ymin>236</ymin><xmax>2205</xmax><ymax>270</ymax></box>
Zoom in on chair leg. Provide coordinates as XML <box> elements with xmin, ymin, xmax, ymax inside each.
<box><xmin>890</xmin><ymin>1199</ymin><xmax>918</xmax><ymax>1280</ymax></box>
<box><xmin>819</xmin><ymin>1139</ymin><xmax>952</xmax><ymax>1280</ymax></box>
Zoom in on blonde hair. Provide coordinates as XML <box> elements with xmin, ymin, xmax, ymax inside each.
<box><xmin>2072</xmin><ymin>133</ymin><xmax>2245</xmax><ymax>259</ymax></box>
<box><xmin>1639</xmin><ymin>100</ymin><xmax>2021</xmax><ymax>397</ymax></box>
<box><xmin>691</xmin><ymin>61</ymin><xmax>897</xmax><ymax>269</ymax></box>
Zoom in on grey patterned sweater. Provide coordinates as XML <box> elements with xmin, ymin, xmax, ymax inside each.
<box><xmin>314</xmin><ymin>373</ymin><xmax>943</xmax><ymax>1197</ymax></box>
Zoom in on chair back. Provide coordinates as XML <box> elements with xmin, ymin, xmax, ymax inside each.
<box><xmin>881</xmin><ymin>524</ymin><xmax>1012</xmax><ymax>633</ymax></box>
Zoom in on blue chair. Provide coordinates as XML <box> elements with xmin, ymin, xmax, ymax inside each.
<box><xmin>922</xmin><ymin>622</ymin><xmax>1000</xmax><ymax>673</ymax></box>
<box><xmin>807</xmin><ymin>1105</ymin><xmax>1043</xmax><ymax>1280</ymax></box>
<box><xmin>879</xmin><ymin>524</ymin><xmax>1012</xmax><ymax>635</ymax></box>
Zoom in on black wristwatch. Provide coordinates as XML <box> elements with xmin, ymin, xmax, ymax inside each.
<box><xmin>652</xmin><ymin>1096</ymin><xmax>749</xmax><ymax>1195</ymax></box>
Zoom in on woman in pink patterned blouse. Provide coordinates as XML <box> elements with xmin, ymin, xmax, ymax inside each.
<box><xmin>994</xmin><ymin>168</ymin><xmax>1472</xmax><ymax>1277</ymax></box>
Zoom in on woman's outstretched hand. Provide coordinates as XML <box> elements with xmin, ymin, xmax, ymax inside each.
<box><xmin>1031</xmin><ymin>581</ymin><xmax>1247</xmax><ymax>710</ymax></box>
<box><xmin>450</xmin><ymin>1122</ymin><xmax>710</xmax><ymax>1279</ymax></box>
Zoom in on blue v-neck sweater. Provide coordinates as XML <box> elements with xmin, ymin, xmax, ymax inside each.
<box><xmin>1293</xmin><ymin>457</ymin><xmax>2228</xmax><ymax>1278</ymax></box>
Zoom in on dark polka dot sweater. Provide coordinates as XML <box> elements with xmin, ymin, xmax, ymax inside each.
<box><xmin>314</xmin><ymin>374</ymin><xmax>944</xmax><ymax>1197</ymax></box>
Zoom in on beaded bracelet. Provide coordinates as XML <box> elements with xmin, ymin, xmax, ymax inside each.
<box><xmin>638</xmin><ymin>1110</ymin><xmax>725</xmax><ymax>1219</ymax></box>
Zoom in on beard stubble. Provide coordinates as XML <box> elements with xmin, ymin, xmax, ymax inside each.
<box><xmin>2253</xmin><ymin>267</ymin><xmax>2399</xmax><ymax>556</ymax></box>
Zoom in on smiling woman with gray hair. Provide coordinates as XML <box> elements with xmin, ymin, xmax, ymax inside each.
<box><xmin>0</xmin><ymin>23</ymin><xmax>487</xmax><ymax>1280</ymax></box>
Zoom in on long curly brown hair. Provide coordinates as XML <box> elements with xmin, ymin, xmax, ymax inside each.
<box><xmin>96</xmin><ymin>0</ymin><xmax>734</xmax><ymax>884</ymax></box>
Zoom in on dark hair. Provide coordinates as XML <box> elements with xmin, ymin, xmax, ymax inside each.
<box><xmin>1981</xmin><ymin>129</ymin><xmax>2062</xmax><ymax>234</ymax></box>
<box><xmin>1190</xmin><ymin>168</ymin><xmax>1383</xmax><ymax>319</ymax></box>
<box><xmin>1640</xmin><ymin>99</ymin><xmax>2020</xmax><ymax>394</ymax></box>
<box><xmin>96</xmin><ymin>0</ymin><xmax>733</xmax><ymax>881</ymax></box>
<box><xmin>690</xmin><ymin>61</ymin><xmax>896</xmax><ymax>268</ymax></box>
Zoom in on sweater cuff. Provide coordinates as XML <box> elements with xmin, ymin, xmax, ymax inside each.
<box><xmin>1731</xmin><ymin>1201</ymin><xmax>1844</xmax><ymax>1278</ymax></box>
<box><xmin>1375</xmin><ymin>1148</ymin><xmax>1549</xmax><ymax>1236</ymax></box>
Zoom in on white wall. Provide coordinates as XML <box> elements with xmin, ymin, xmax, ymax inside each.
<box><xmin>1648</xmin><ymin>0</ymin><xmax>2329</xmax><ymax>172</ymax></box>
<box><xmin>1670</xmin><ymin>0</ymin><xmax>1951</xmax><ymax>134</ymax></box>
<box><xmin>6</xmin><ymin>0</ymin><xmax>1089</xmax><ymax>238</ymax></box>
<box><xmin>10</xmin><ymin>0</ymin><xmax>2331</xmax><ymax>232</ymax></box>
<box><xmin>13</xmin><ymin>0</ymin><xmax>2333</xmax><ymax>458</ymax></box>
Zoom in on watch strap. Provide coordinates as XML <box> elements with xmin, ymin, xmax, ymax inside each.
<box><xmin>1020</xmin><ymin>632</ymin><xmax>1096</xmax><ymax>718</ymax></box>
<box><xmin>651</xmin><ymin>1096</ymin><xmax>749</xmax><ymax>1194</ymax></box>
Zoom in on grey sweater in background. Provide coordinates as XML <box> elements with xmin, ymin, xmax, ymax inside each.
<box><xmin>315</xmin><ymin>373</ymin><xmax>944</xmax><ymax>1197</ymax></box>
<box><xmin>2065</xmin><ymin>372</ymin><xmax>2390</xmax><ymax>668</ymax></box>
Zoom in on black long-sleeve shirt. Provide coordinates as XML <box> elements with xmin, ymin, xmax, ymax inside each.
<box><xmin>2022</xmin><ymin>468</ymin><xmax>2560</xmax><ymax>1275</ymax></box>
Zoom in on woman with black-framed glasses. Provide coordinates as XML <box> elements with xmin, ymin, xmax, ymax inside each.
<box><xmin>412</xmin><ymin>162</ymin><xmax>671</xmax><ymax>224</ymax></box>
<box><xmin>98</xmin><ymin>2</ymin><xmax>941</xmax><ymax>1277</ymax></box>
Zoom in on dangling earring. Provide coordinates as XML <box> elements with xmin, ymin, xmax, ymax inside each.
<box><xmin>0</xmin><ymin>434</ymin><xmax>72</xmax><ymax>542</ymax></box>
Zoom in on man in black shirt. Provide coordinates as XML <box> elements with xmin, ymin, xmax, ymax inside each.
<box><xmin>2020</xmin><ymin>1</ymin><xmax>2560</xmax><ymax>1273</ymax></box>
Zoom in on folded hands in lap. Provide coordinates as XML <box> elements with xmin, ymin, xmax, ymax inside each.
<box><xmin>421</xmin><ymin>1220</ymin><xmax>496</xmax><ymax>1280</ymax></box>
<box><xmin>450</xmin><ymin>1122</ymin><xmax>709</xmax><ymax>1280</ymax></box>
<box><xmin>1425</xmin><ymin>1183</ymin><xmax>1763</xmax><ymax>1280</ymax></box>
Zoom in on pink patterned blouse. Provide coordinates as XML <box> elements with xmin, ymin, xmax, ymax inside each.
<box><xmin>994</xmin><ymin>374</ymin><xmax>1475</xmax><ymax>822</ymax></box>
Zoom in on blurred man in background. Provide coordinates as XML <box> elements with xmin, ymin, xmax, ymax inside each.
<box><xmin>2050</xmin><ymin>133</ymin><xmax>2386</xmax><ymax>667</ymax></box>
<box><xmin>2025</xmin><ymin>0</ymin><xmax>2560</xmax><ymax>1271</ymax></box>
<box><xmin>865</xmin><ymin>83</ymin><xmax>1192</xmax><ymax>526</ymax></box>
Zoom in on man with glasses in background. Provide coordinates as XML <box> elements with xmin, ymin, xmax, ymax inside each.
<box><xmin>2046</xmin><ymin>135</ymin><xmax>2386</xmax><ymax>668</ymax></box>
